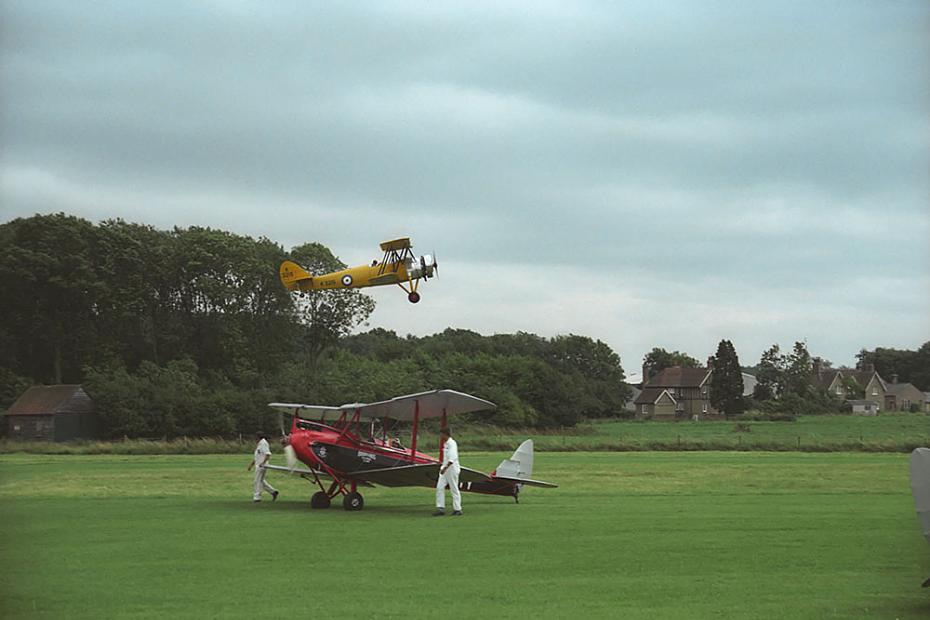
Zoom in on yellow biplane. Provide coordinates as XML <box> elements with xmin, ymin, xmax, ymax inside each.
<box><xmin>279</xmin><ymin>238</ymin><xmax>438</xmax><ymax>303</ymax></box>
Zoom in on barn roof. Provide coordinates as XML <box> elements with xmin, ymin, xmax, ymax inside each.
<box><xmin>6</xmin><ymin>385</ymin><xmax>94</xmax><ymax>416</ymax></box>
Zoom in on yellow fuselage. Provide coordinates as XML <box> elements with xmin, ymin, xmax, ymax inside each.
<box><xmin>280</xmin><ymin>259</ymin><xmax>411</xmax><ymax>293</ymax></box>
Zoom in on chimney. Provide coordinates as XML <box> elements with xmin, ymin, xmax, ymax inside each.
<box><xmin>642</xmin><ymin>362</ymin><xmax>649</xmax><ymax>387</ymax></box>
<box><xmin>891</xmin><ymin>373</ymin><xmax>898</xmax><ymax>384</ymax></box>
<box><xmin>864</xmin><ymin>362</ymin><xmax>874</xmax><ymax>373</ymax></box>
<box><xmin>813</xmin><ymin>357</ymin><xmax>823</xmax><ymax>380</ymax></box>
<box><xmin>706</xmin><ymin>356</ymin><xmax>714</xmax><ymax>370</ymax></box>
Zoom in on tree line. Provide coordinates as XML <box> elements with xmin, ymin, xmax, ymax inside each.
<box><xmin>0</xmin><ymin>213</ymin><xmax>630</xmax><ymax>437</ymax></box>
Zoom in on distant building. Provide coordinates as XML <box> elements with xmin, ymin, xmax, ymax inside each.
<box><xmin>623</xmin><ymin>384</ymin><xmax>642</xmax><ymax>414</ymax></box>
<box><xmin>883</xmin><ymin>374</ymin><xmax>926</xmax><ymax>411</ymax></box>
<box><xmin>5</xmin><ymin>385</ymin><xmax>98</xmax><ymax>441</ymax></box>
<box><xmin>635</xmin><ymin>358</ymin><xmax>719</xmax><ymax>420</ymax></box>
<box><xmin>850</xmin><ymin>400</ymin><xmax>879</xmax><ymax>416</ymax></box>
<box><xmin>741</xmin><ymin>372</ymin><xmax>757</xmax><ymax>398</ymax></box>
<box><xmin>633</xmin><ymin>388</ymin><xmax>677</xmax><ymax>418</ymax></box>
<box><xmin>811</xmin><ymin>359</ymin><xmax>889</xmax><ymax>409</ymax></box>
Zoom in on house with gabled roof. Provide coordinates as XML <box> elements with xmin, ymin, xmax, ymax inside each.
<box><xmin>883</xmin><ymin>375</ymin><xmax>926</xmax><ymax>412</ymax></box>
<box><xmin>811</xmin><ymin>359</ymin><xmax>889</xmax><ymax>409</ymax></box>
<box><xmin>635</xmin><ymin>359</ymin><xmax>718</xmax><ymax>419</ymax></box>
<box><xmin>4</xmin><ymin>385</ymin><xmax>98</xmax><ymax>441</ymax></box>
<box><xmin>633</xmin><ymin>388</ymin><xmax>678</xmax><ymax>418</ymax></box>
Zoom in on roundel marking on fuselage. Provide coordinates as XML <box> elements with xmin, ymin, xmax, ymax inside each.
<box><xmin>342</xmin><ymin>275</ymin><xmax>353</xmax><ymax>287</ymax></box>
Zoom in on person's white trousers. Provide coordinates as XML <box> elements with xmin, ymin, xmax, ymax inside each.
<box><xmin>435</xmin><ymin>466</ymin><xmax>461</xmax><ymax>511</ymax></box>
<box><xmin>253</xmin><ymin>467</ymin><xmax>277</xmax><ymax>501</ymax></box>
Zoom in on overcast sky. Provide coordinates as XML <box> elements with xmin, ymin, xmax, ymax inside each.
<box><xmin>2</xmin><ymin>1</ymin><xmax>928</xmax><ymax>371</ymax></box>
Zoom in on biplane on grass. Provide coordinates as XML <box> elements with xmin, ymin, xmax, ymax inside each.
<box><xmin>279</xmin><ymin>237</ymin><xmax>438</xmax><ymax>303</ymax></box>
<box><xmin>264</xmin><ymin>389</ymin><xmax>556</xmax><ymax>511</ymax></box>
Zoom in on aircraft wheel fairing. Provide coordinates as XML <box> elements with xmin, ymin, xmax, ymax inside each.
<box><xmin>310</xmin><ymin>491</ymin><xmax>331</xmax><ymax>509</ymax></box>
<box><xmin>407</xmin><ymin>292</ymin><xmax>421</xmax><ymax>303</ymax></box>
<box><xmin>343</xmin><ymin>492</ymin><xmax>364</xmax><ymax>511</ymax></box>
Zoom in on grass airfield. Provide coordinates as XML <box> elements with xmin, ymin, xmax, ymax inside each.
<box><xmin>1</xmin><ymin>451</ymin><xmax>927</xmax><ymax>619</ymax></box>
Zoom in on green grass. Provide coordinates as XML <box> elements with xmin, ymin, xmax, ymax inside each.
<box><xmin>453</xmin><ymin>413</ymin><xmax>930</xmax><ymax>452</ymax></box>
<box><xmin>2</xmin><ymin>413</ymin><xmax>928</xmax><ymax>455</ymax></box>
<box><xmin>1</xmin><ymin>452</ymin><xmax>928</xmax><ymax>619</ymax></box>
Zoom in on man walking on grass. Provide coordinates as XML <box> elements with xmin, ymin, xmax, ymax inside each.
<box><xmin>247</xmin><ymin>432</ymin><xmax>279</xmax><ymax>503</ymax></box>
<box><xmin>433</xmin><ymin>427</ymin><xmax>462</xmax><ymax>516</ymax></box>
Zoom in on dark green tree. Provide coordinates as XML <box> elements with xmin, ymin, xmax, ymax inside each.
<box><xmin>710</xmin><ymin>339</ymin><xmax>744</xmax><ymax>417</ymax></box>
<box><xmin>642</xmin><ymin>347</ymin><xmax>700</xmax><ymax>381</ymax></box>
<box><xmin>289</xmin><ymin>243</ymin><xmax>376</xmax><ymax>364</ymax></box>
<box><xmin>783</xmin><ymin>341</ymin><xmax>813</xmax><ymax>397</ymax></box>
<box><xmin>753</xmin><ymin>344</ymin><xmax>785</xmax><ymax>400</ymax></box>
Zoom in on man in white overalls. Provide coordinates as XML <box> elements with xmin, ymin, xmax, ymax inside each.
<box><xmin>247</xmin><ymin>432</ymin><xmax>279</xmax><ymax>502</ymax></box>
<box><xmin>434</xmin><ymin>427</ymin><xmax>462</xmax><ymax>516</ymax></box>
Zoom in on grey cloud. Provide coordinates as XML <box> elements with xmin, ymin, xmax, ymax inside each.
<box><xmin>1</xmin><ymin>1</ymin><xmax>928</xmax><ymax>365</ymax></box>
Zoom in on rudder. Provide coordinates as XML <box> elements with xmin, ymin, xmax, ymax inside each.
<box><xmin>279</xmin><ymin>260</ymin><xmax>312</xmax><ymax>291</ymax></box>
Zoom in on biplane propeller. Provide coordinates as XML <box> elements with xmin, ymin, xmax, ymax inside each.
<box><xmin>279</xmin><ymin>237</ymin><xmax>438</xmax><ymax>303</ymax></box>
<box><xmin>262</xmin><ymin>389</ymin><xmax>556</xmax><ymax>511</ymax></box>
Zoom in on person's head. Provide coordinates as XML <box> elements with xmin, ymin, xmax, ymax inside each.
<box><xmin>440</xmin><ymin>427</ymin><xmax>452</xmax><ymax>440</ymax></box>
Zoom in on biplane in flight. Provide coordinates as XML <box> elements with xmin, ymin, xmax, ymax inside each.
<box><xmin>264</xmin><ymin>389</ymin><xmax>556</xmax><ymax>511</ymax></box>
<box><xmin>279</xmin><ymin>237</ymin><xmax>438</xmax><ymax>303</ymax></box>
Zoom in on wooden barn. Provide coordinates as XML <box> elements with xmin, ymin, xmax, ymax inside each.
<box><xmin>5</xmin><ymin>385</ymin><xmax>98</xmax><ymax>441</ymax></box>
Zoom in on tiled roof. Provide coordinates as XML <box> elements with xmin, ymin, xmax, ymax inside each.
<box><xmin>885</xmin><ymin>382</ymin><xmax>921</xmax><ymax>396</ymax></box>
<box><xmin>6</xmin><ymin>385</ymin><xmax>94</xmax><ymax>416</ymax></box>
<box><xmin>645</xmin><ymin>366</ymin><xmax>709</xmax><ymax>388</ymax></box>
<box><xmin>634</xmin><ymin>387</ymin><xmax>676</xmax><ymax>405</ymax></box>
<box><xmin>812</xmin><ymin>369</ymin><xmax>841</xmax><ymax>389</ymax></box>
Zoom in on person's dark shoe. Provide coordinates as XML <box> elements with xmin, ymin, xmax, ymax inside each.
<box><xmin>452</xmin><ymin>510</ymin><xmax>463</xmax><ymax>516</ymax></box>
<box><xmin>432</xmin><ymin>509</ymin><xmax>445</xmax><ymax>516</ymax></box>
<box><xmin>272</xmin><ymin>491</ymin><xmax>279</xmax><ymax>502</ymax></box>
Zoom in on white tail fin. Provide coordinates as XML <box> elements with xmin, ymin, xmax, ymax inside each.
<box><xmin>496</xmin><ymin>439</ymin><xmax>534</xmax><ymax>480</ymax></box>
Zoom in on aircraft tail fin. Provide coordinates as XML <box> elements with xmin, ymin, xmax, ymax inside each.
<box><xmin>279</xmin><ymin>260</ymin><xmax>312</xmax><ymax>292</ymax></box>
<box><xmin>492</xmin><ymin>439</ymin><xmax>557</xmax><ymax>488</ymax></box>
<box><xmin>495</xmin><ymin>439</ymin><xmax>535</xmax><ymax>480</ymax></box>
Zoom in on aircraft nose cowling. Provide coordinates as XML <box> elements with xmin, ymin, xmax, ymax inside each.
<box><xmin>411</xmin><ymin>254</ymin><xmax>437</xmax><ymax>279</ymax></box>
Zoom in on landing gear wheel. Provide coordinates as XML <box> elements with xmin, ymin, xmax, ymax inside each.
<box><xmin>310</xmin><ymin>491</ymin><xmax>331</xmax><ymax>509</ymax></box>
<box><xmin>407</xmin><ymin>292</ymin><xmax>421</xmax><ymax>304</ymax></box>
<box><xmin>343</xmin><ymin>491</ymin><xmax>364</xmax><ymax>511</ymax></box>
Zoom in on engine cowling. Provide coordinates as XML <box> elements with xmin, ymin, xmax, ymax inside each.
<box><xmin>407</xmin><ymin>254</ymin><xmax>437</xmax><ymax>279</ymax></box>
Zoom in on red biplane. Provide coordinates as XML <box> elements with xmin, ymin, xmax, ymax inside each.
<box><xmin>264</xmin><ymin>389</ymin><xmax>556</xmax><ymax>511</ymax></box>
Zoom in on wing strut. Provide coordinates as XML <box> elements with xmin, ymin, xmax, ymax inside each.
<box><xmin>409</xmin><ymin>398</ymin><xmax>420</xmax><ymax>460</ymax></box>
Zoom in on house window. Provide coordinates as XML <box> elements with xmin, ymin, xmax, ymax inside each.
<box><xmin>641</xmin><ymin>404</ymin><xmax>647</xmax><ymax>414</ymax></box>
<box><xmin>835</xmin><ymin>386</ymin><xmax>842</xmax><ymax>395</ymax></box>
<box><xmin>701</xmin><ymin>386</ymin><xmax>707</xmax><ymax>396</ymax></box>
<box><xmin>871</xmin><ymin>388</ymin><xmax>878</xmax><ymax>396</ymax></box>
<box><xmin>702</xmin><ymin>402</ymin><xmax>707</xmax><ymax>413</ymax></box>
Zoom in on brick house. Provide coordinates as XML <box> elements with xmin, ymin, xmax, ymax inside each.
<box><xmin>635</xmin><ymin>359</ymin><xmax>718</xmax><ymax>420</ymax></box>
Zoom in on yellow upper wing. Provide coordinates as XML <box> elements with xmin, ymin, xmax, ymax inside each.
<box><xmin>379</xmin><ymin>237</ymin><xmax>411</xmax><ymax>252</ymax></box>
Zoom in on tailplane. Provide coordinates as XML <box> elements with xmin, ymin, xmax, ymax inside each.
<box><xmin>493</xmin><ymin>440</ymin><xmax>557</xmax><ymax>488</ymax></box>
